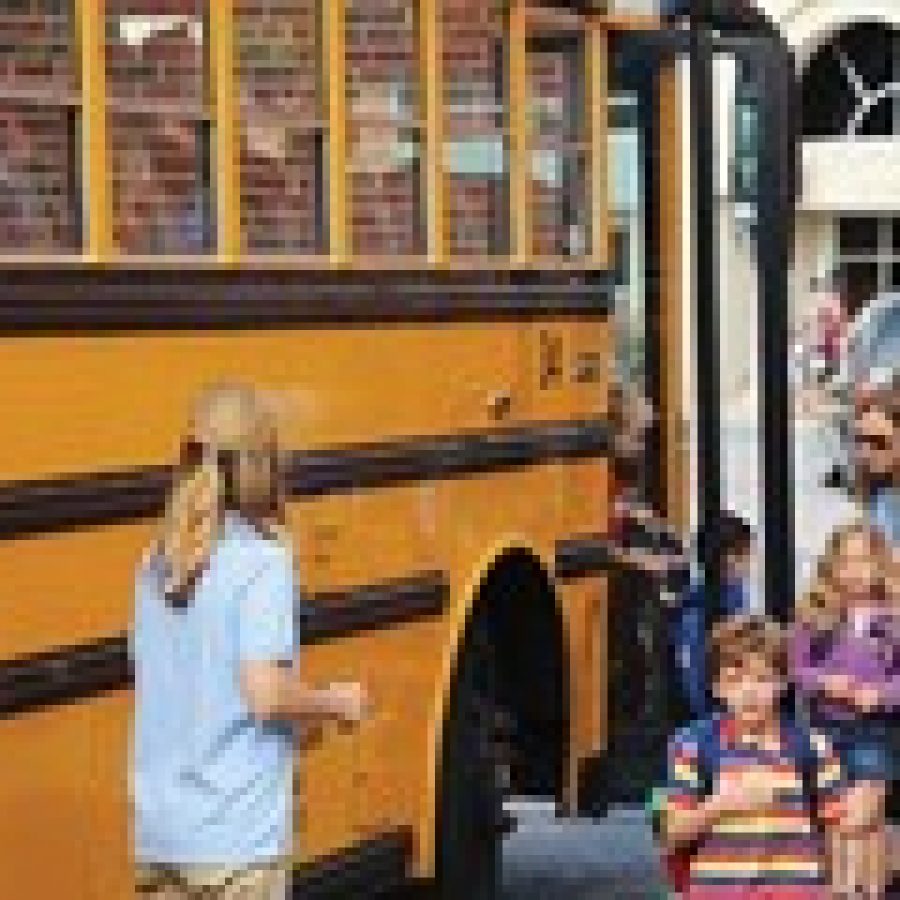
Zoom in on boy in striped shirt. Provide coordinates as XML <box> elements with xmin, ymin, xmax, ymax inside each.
<box><xmin>659</xmin><ymin>614</ymin><xmax>846</xmax><ymax>899</ymax></box>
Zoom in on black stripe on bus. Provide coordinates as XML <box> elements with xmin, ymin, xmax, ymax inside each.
<box><xmin>301</xmin><ymin>573</ymin><xmax>448</xmax><ymax>644</ymax></box>
<box><xmin>0</xmin><ymin>633</ymin><xmax>131</xmax><ymax>719</ymax></box>
<box><xmin>554</xmin><ymin>535</ymin><xmax>617</xmax><ymax>581</ymax></box>
<box><xmin>0</xmin><ymin>572</ymin><xmax>451</xmax><ymax>718</ymax></box>
<box><xmin>0</xmin><ymin>267</ymin><xmax>612</xmax><ymax>334</ymax></box>
<box><xmin>0</xmin><ymin>419</ymin><xmax>612</xmax><ymax>539</ymax></box>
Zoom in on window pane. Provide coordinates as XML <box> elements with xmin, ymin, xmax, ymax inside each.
<box><xmin>891</xmin><ymin>263</ymin><xmax>900</xmax><ymax>292</ymax></box>
<box><xmin>732</xmin><ymin>60</ymin><xmax>759</xmax><ymax>207</ymax></box>
<box><xmin>441</xmin><ymin>0</ymin><xmax>508</xmax><ymax>255</ymax></box>
<box><xmin>0</xmin><ymin>1</ymin><xmax>80</xmax><ymax>252</ymax></box>
<box><xmin>106</xmin><ymin>0</ymin><xmax>211</xmax><ymax>254</ymax></box>
<box><xmin>106</xmin><ymin>1</ymin><xmax>205</xmax><ymax>106</ymax></box>
<box><xmin>237</xmin><ymin>0</ymin><xmax>323</xmax><ymax>253</ymax></box>
<box><xmin>858</xmin><ymin>95</ymin><xmax>895</xmax><ymax>137</ymax></box>
<box><xmin>528</xmin><ymin>35</ymin><xmax>588</xmax><ymax>258</ymax></box>
<box><xmin>842</xmin><ymin>262</ymin><xmax>880</xmax><ymax>312</ymax></box>
<box><xmin>0</xmin><ymin>103</ymin><xmax>79</xmax><ymax>250</ymax></box>
<box><xmin>109</xmin><ymin>112</ymin><xmax>209</xmax><ymax>253</ymax></box>
<box><xmin>0</xmin><ymin>0</ymin><xmax>77</xmax><ymax>93</ymax></box>
<box><xmin>892</xmin><ymin>217</ymin><xmax>900</xmax><ymax>253</ymax></box>
<box><xmin>838</xmin><ymin>216</ymin><xmax>879</xmax><ymax>255</ymax></box>
<box><xmin>346</xmin><ymin>0</ymin><xmax>423</xmax><ymax>255</ymax></box>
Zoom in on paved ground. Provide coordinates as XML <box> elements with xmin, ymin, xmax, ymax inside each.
<box><xmin>503</xmin><ymin>803</ymin><xmax>665</xmax><ymax>899</ymax></box>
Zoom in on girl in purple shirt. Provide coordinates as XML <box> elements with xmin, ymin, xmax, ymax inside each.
<box><xmin>791</xmin><ymin>523</ymin><xmax>898</xmax><ymax>899</ymax></box>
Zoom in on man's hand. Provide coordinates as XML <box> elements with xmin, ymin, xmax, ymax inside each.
<box><xmin>326</xmin><ymin>681</ymin><xmax>369</xmax><ymax>725</ymax></box>
<box><xmin>240</xmin><ymin>662</ymin><xmax>370</xmax><ymax>725</ymax></box>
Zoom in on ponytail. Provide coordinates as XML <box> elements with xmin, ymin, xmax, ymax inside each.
<box><xmin>158</xmin><ymin>459</ymin><xmax>221</xmax><ymax>608</ymax></box>
<box><xmin>151</xmin><ymin>382</ymin><xmax>288</xmax><ymax>609</ymax></box>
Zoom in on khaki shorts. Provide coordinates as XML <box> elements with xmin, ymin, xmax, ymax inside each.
<box><xmin>135</xmin><ymin>860</ymin><xmax>287</xmax><ymax>900</ymax></box>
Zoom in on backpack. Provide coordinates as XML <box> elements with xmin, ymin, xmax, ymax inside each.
<box><xmin>661</xmin><ymin>714</ymin><xmax>821</xmax><ymax>894</ymax></box>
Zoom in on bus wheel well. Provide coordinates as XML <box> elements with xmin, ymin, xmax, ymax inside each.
<box><xmin>468</xmin><ymin>548</ymin><xmax>569</xmax><ymax>800</ymax></box>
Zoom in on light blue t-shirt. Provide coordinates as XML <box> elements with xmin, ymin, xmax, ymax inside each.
<box><xmin>130</xmin><ymin>513</ymin><xmax>296</xmax><ymax>865</ymax></box>
<box><xmin>871</xmin><ymin>487</ymin><xmax>900</xmax><ymax>548</ymax></box>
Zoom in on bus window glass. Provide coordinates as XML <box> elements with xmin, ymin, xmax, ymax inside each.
<box><xmin>106</xmin><ymin>0</ymin><xmax>212</xmax><ymax>255</ymax></box>
<box><xmin>236</xmin><ymin>0</ymin><xmax>324</xmax><ymax>254</ymax></box>
<box><xmin>441</xmin><ymin>0</ymin><xmax>508</xmax><ymax>256</ymax></box>
<box><xmin>610</xmin><ymin>91</ymin><xmax>646</xmax><ymax>390</ymax></box>
<box><xmin>346</xmin><ymin>0</ymin><xmax>423</xmax><ymax>256</ymax></box>
<box><xmin>527</xmin><ymin>34</ymin><xmax>588</xmax><ymax>259</ymax></box>
<box><xmin>0</xmin><ymin>0</ymin><xmax>80</xmax><ymax>252</ymax></box>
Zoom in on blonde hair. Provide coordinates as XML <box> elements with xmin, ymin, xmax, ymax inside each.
<box><xmin>796</xmin><ymin>521</ymin><xmax>892</xmax><ymax>632</ymax></box>
<box><xmin>154</xmin><ymin>382</ymin><xmax>287</xmax><ymax>606</ymax></box>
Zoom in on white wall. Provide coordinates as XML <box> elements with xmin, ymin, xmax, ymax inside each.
<box><xmin>802</xmin><ymin>141</ymin><xmax>900</xmax><ymax>213</ymax></box>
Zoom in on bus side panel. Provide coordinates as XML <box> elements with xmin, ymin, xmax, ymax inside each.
<box><xmin>289</xmin><ymin>487</ymin><xmax>438</xmax><ymax>595</ymax></box>
<box><xmin>0</xmin><ymin>704</ymin><xmax>94</xmax><ymax>897</ymax></box>
<box><xmin>315</xmin><ymin>617</ymin><xmax>448</xmax><ymax>863</ymax></box>
<box><xmin>0</xmin><ymin>525</ymin><xmax>150</xmax><ymax>661</ymax></box>
<box><xmin>560</xmin><ymin>458</ymin><xmax>612</xmax><ymax>803</ymax></box>
<box><xmin>558</xmin><ymin>575</ymin><xmax>610</xmax><ymax>809</ymax></box>
<box><xmin>0</xmin><ymin>325</ymin><xmax>524</xmax><ymax>482</ymax></box>
<box><xmin>86</xmin><ymin>691</ymin><xmax>134</xmax><ymax>900</ymax></box>
<box><xmin>527</xmin><ymin>319</ymin><xmax>612</xmax><ymax>422</ymax></box>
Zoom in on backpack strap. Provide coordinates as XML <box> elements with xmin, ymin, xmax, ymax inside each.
<box><xmin>782</xmin><ymin>719</ymin><xmax>820</xmax><ymax>827</ymax></box>
<box><xmin>692</xmin><ymin>713</ymin><xmax>723</xmax><ymax>798</ymax></box>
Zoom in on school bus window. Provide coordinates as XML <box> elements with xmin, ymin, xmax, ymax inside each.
<box><xmin>236</xmin><ymin>0</ymin><xmax>325</xmax><ymax>254</ymax></box>
<box><xmin>0</xmin><ymin>0</ymin><xmax>81</xmax><ymax>252</ymax></box>
<box><xmin>346</xmin><ymin>0</ymin><xmax>424</xmax><ymax>256</ymax></box>
<box><xmin>441</xmin><ymin>0</ymin><xmax>509</xmax><ymax>256</ymax></box>
<box><xmin>527</xmin><ymin>34</ymin><xmax>589</xmax><ymax>259</ymax></box>
<box><xmin>105</xmin><ymin>1</ymin><xmax>213</xmax><ymax>255</ymax></box>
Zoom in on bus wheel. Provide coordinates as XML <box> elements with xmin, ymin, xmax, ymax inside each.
<box><xmin>434</xmin><ymin>623</ymin><xmax>506</xmax><ymax>900</ymax></box>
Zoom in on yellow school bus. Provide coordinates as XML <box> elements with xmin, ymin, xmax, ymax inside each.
<box><xmin>0</xmin><ymin>1</ymin><xmax>696</xmax><ymax>897</ymax></box>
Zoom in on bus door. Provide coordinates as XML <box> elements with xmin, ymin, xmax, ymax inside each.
<box><xmin>593</xmin><ymin>19</ymin><xmax>796</xmax><ymax>807</ymax></box>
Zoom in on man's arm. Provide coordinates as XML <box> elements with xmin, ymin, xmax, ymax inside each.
<box><xmin>240</xmin><ymin>661</ymin><xmax>365</xmax><ymax>724</ymax></box>
<box><xmin>236</xmin><ymin>549</ymin><xmax>366</xmax><ymax>726</ymax></box>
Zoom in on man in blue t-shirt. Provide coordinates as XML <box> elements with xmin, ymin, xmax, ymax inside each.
<box><xmin>131</xmin><ymin>513</ymin><xmax>366</xmax><ymax>898</ymax></box>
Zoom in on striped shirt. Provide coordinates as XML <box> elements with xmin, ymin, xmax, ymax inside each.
<box><xmin>663</xmin><ymin>716</ymin><xmax>845</xmax><ymax>891</ymax></box>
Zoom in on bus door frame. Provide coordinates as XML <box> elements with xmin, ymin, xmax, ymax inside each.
<box><xmin>626</xmin><ymin>18</ymin><xmax>797</xmax><ymax>624</ymax></box>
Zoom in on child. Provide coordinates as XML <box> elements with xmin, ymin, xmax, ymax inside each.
<box><xmin>660</xmin><ymin>613</ymin><xmax>845</xmax><ymax>900</ymax></box>
<box><xmin>791</xmin><ymin>523</ymin><xmax>899</xmax><ymax>899</ymax></box>
<box><xmin>675</xmin><ymin>512</ymin><xmax>755</xmax><ymax>719</ymax></box>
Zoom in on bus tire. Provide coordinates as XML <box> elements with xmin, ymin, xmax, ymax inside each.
<box><xmin>434</xmin><ymin>623</ymin><xmax>505</xmax><ymax>900</ymax></box>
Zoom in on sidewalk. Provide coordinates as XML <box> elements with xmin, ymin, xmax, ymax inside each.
<box><xmin>503</xmin><ymin>802</ymin><xmax>666</xmax><ymax>899</ymax></box>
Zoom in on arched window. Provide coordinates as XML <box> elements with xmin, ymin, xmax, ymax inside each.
<box><xmin>802</xmin><ymin>21</ymin><xmax>899</xmax><ymax>138</ymax></box>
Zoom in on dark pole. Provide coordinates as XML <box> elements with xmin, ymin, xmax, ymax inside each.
<box><xmin>690</xmin><ymin>7</ymin><xmax>723</xmax><ymax>612</ymax></box>
<box><xmin>754</xmin><ymin>39</ymin><xmax>796</xmax><ymax>622</ymax></box>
